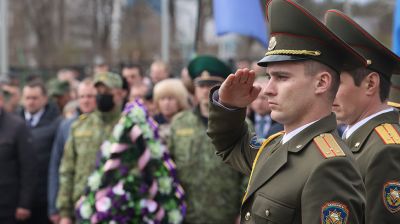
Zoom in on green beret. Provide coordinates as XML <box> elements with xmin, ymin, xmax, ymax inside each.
<box><xmin>94</xmin><ymin>72</ymin><xmax>123</xmax><ymax>89</ymax></box>
<box><xmin>188</xmin><ymin>55</ymin><xmax>232</xmax><ymax>85</ymax></box>
<box><xmin>48</xmin><ymin>79</ymin><xmax>70</xmax><ymax>96</ymax></box>
<box><xmin>257</xmin><ymin>0</ymin><xmax>366</xmax><ymax>73</ymax></box>
<box><xmin>325</xmin><ymin>10</ymin><xmax>400</xmax><ymax>78</ymax></box>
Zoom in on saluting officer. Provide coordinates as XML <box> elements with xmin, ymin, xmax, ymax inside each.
<box><xmin>325</xmin><ymin>9</ymin><xmax>400</xmax><ymax>223</ymax></box>
<box><xmin>207</xmin><ymin>0</ymin><xmax>366</xmax><ymax>223</ymax></box>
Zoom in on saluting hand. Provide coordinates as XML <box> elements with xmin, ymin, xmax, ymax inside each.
<box><xmin>219</xmin><ymin>68</ymin><xmax>261</xmax><ymax>108</ymax></box>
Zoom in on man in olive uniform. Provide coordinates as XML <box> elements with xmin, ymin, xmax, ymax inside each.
<box><xmin>57</xmin><ymin>72</ymin><xmax>125</xmax><ymax>224</ymax></box>
<box><xmin>325</xmin><ymin>10</ymin><xmax>400</xmax><ymax>223</ymax></box>
<box><xmin>168</xmin><ymin>55</ymin><xmax>244</xmax><ymax>223</ymax></box>
<box><xmin>207</xmin><ymin>0</ymin><xmax>366</xmax><ymax>223</ymax></box>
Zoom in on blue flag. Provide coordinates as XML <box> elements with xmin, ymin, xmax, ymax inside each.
<box><xmin>393</xmin><ymin>0</ymin><xmax>400</xmax><ymax>55</ymax></box>
<box><xmin>213</xmin><ymin>0</ymin><xmax>268</xmax><ymax>48</ymax></box>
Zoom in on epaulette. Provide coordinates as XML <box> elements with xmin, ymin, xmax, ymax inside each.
<box><xmin>375</xmin><ymin>123</ymin><xmax>400</xmax><ymax>144</ymax></box>
<box><xmin>313</xmin><ymin>133</ymin><xmax>345</xmax><ymax>158</ymax></box>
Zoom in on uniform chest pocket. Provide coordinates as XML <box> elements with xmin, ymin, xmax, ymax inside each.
<box><xmin>252</xmin><ymin>194</ymin><xmax>295</xmax><ymax>224</ymax></box>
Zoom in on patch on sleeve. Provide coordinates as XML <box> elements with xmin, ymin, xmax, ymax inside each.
<box><xmin>321</xmin><ymin>201</ymin><xmax>349</xmax><ymax>224</ymax></box>
<box><xmin>375</xmin><ymin>124</ymin><xmax>400</xmax><ymax>144</ymax></box>
<box><xmin>249</xmin><ymin>136</ymin><xmax>265</xmax><ymax>150</ymax></box>
<box><xmin>383</xmin><ymin>181</ymin><xmax>400</xmax><ymax>213</ymax></box>
<box><xmin>313</xmin><ymin>133</ymin><xmax>345</xmax><ymax>159</ymax></box>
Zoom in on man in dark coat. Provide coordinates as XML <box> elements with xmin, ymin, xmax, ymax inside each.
<box><xmin>17</xmin><ymin>81</ymin><xmax>61</xmax><ymax>224</ymax></box>
<box><xmin>0</xmin><ymin>88</ymin><xmax>36</xmax><ymax>223</ymax></box>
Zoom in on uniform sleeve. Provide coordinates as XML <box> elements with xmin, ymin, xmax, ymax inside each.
<box><xmin>365</xmin><ymin>145</ymin><xmax>400</xmax><ymax>223</ymax></box>
<box><xmin>17</xmin><ymin>122</ymin><xmax>37</xmax><ymax>209</ymax></box>
<box><xmin>207</xmin><ymin>87</ymin><xmax>258</xmax><ymax>176</ymax></box>
<box><xmin>56</xmin><ymin>130</ymin><xmax>76</xmax><ymax>218</ymax></box>
<box><xmin>301</xmin><ymin>157</ymin><xmax>366</xmax><ymax>224</ymax></box>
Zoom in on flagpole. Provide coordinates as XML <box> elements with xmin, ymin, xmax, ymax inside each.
<box><xmin>161</xmin><ymin>0</ymin><xmax>170</xmax><ymax>63</ymax></box>
<box><xmin>193</xmin><ymin>0</ymin><xmax>201</xmax><ymax>54</ymax></box>
<box><xmin>0</xmin><ymin>0</ymin><xmax>8</xmax><ymax>78</ymax></box>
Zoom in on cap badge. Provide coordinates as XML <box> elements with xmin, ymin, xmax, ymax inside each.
<box><xmin>200</xmin><ymin>71</ymin><xmax>211</xmax><ymax>79</ymax></box>
<box><xmin>268</xmin><ymin>36</ymin><xmax>277</xmax><ymax>51</ymax></box>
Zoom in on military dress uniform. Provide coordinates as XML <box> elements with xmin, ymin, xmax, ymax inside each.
<box><xmin>343</xmin><ymin>111</ymin><xmax>400</xmax><ymax>222</ymax></box>
<box><xmin>208</xmin><ymin>0</ymin><xmax>367</xmax><ymax>223</ymax></box>
<box><xmin>325</xmin><ymin>10</ymin><xmax>400</xmax><ymax>223</ymax></box>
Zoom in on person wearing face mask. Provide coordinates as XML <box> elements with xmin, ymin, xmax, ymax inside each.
<box><xmin>57</xmin><ymin>72</ymin><xmax>125</xmax><ymax>224</ymax></box>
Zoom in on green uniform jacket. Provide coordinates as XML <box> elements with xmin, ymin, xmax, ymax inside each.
<box><xmin>207</xmin><ymin>89</ymin><xmax>366</xmax><ymax>224</ymax></box>
<box><xmin>169</xmin><ymin>106</ymin><xmax>244</xmax><ymax>224</ymax></box>
<box><xmin>57</xmin><ymin>110</ymin><xmax>120</xmax><ymax>217</ymax></box>
<box><xmin>344</xmin><ymin>111</ymin><xmax>400</xmax><ymax>223</ymax></box>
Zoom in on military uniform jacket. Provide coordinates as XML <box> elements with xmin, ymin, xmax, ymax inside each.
<box><xmin>207</xmin><ymin>91</ymin><xmax>366</xmax><ymax>224</ymax></box>
<box><xmin>57</xmin><ymin>110</ymin><xmax>120</xmax><ymax>217</ymax></box>
<box><xmin>168</xmin><ymin>106</ymin><xmax>244</xmax><ymax>224</ymax></box>
<box><xmin>344</xmin><ymin>111</ymin><xmax>400</xmax><ymax>223</ymax></box>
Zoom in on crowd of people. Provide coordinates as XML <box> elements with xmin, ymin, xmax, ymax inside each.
<box><xmin>2</xmin><ymin>0</ymin><xmax>400</xmax><ymax>223</ymax></box>
<box><xmin>0</xmin><ymin>53</ymin><xmax>281</xmax><ymax>224</ymax></box>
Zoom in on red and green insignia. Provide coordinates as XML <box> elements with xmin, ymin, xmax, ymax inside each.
<box><xmin>321</xmin><ymin>201</ymin><xmax>349</xmax><ymax>224</ymax></box>
<box><xmin>383</xmin><ymin>181</ymin><xmax>400</xmax><ymax>213</ymax></box>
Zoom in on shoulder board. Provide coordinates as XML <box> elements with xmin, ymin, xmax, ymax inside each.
<box><xmin>375</xmin><ymin>123</ymin><xmax>400</xmax><ymax>144</ymax></box>
<box><xmin>313</xmin><ymin>133</ymin><xmax>345</xmax><ymax>159</ymax></box>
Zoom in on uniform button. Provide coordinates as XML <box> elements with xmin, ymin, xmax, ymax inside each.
<box><xmin>245</xmin><ymin>212</ymin><xmax>251</xmax><ymax>221</ymax></box>
<box><xmin>265</xmin><ymin>209</ymin><xmax>270</xmax><ymax>217</ymax></box>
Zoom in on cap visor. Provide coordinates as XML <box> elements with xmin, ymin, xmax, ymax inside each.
<box><xmin>257</xmin><ymin>55</ymin><xmax>308</xmax><ymax>67</ymax></box>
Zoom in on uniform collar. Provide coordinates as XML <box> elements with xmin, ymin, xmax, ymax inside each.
<box><xmin>346</xmin><ymin>110</ymin><xmax>399</xmax><ymax>151</ymax></box>
<box><xmin>343</xmin><ymin>108</ymin><xmax>394</xmax><ymax>139</ymax></box>
<box><xmin>284</xmin><ymin>113</ymin><xmax>337</xmax><ymax>153</ymax></box>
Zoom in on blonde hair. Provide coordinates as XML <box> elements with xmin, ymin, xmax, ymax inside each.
<box><xmin>153</xmin><ymin>78</ymin><xmax>190</xmax><ymax>111</ymax></box>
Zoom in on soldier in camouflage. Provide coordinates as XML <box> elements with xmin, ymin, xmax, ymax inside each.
<box><xmin>168</xmin><ymin>55</ymin><xmax>246</xmax><ymax>224</ymax></box>
<box><xmin>57</xmin><ymin>72</ymin><xmax>126</xmax><ymax>223</ymax></box>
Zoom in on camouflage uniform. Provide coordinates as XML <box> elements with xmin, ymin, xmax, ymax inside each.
<box><xmin>57</xmin><ymin>110</ymin><xmax>120</xmax><ymax>217</ymax></box>
<box><xmin>169</xmin><ymin>106</ymin><xmax>246</xmax><ymax>224</ymax></box>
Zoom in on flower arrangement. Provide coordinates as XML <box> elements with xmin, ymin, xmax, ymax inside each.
<box><xmin>75</xmin><ymin>99</ymin><xmax>186</xmax><ymax>224</ymax></box>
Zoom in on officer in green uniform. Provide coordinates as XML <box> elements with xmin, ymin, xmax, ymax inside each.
<box><xmin>325</xmin><ymin>10</ymin><xmax>400</xmax><ymax>223</ymax></box>
<box><xmin>168</xmin><ymin>55</ymin><xmax>245</xmax><ymax>224</ymax></box>
<box><xmin>57</xmin><ymin>72</ymin><xmax>125</xmax><ymax>223</ymax></box>
<box><xmin>207</xmin><ymin>0</ymin><xmax>366</xmax><ymax>223</ymax></box>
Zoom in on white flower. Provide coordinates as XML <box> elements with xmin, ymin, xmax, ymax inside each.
<box><xmin>129</xmin><ymin>107</ymin><xmax>146</xmax><ymax>123</ymax></box>
<box><xmin>96</xmin><ymin>197</ymin><xmax>112</xmax><ymax>212</ymax></box>
<box><xmin>141</xmin><ymin>124</ymin><xmax>154</xmax><ymax>139</ymax></box>
<box><xmin>139</xmin><ymin>199</ymin><xmax>158</xmax><ymax>213</ymax></box>
<box><xmin>88</xmin><ymin>171</ymin><xmax>102</xmax><ymax>191</ymax></box>
<box><xmin>79</xmin><ymin>201</ymin><xmax>93</xmax><ymax>219</ymax></box>
<box><xmin>168</xmin><ymin>209</ymin><xmax>183</xmax><ymax>224</ymax></box>
<box><xmin>109</xmin><ymin>221</ymin><xmax>117</xmax><ymax>224</ymax></box>
<box><xmin>101</xmin><ymin>141</ymin><xmax>112</xmax><ymax>159</ymax></box>
<box><xmin>112</xmin><ymin>181</ymin><xmax>125</xmax><ymax>195</ymax></box>
<box><xmin>158</xmin><ymin>176</ymin><xmax>172</xmax><ymax>194</ymax></box>
<box><xmin>149</xmin><ymin>141</ymin><xmax>163</xmax><ymax>159</ymax></box>
<box><xmin>112</xmin><ymin>123</ymin><xmax>125</xmax><ymax>139</ymax></box>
